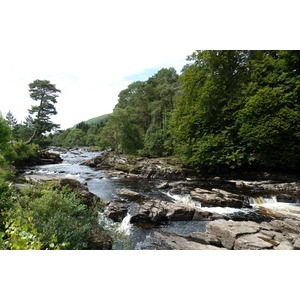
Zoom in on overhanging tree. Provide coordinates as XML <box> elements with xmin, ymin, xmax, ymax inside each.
<box><xmin>26</xmin><ymin>80</ymin><xmax>61</xmax><ymax>144</ymax></box>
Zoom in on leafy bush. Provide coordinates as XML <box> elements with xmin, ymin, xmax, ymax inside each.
<box><xmin>18</xmin><ymin>183</ymin><xmax>104</xmax><ymax>249</ymax></box>
<box><xmin>0</xmin><ymin>207</ymin><xmax>42</xmax><ymax>250</ymax></box>
<box><xmin>7</xmin><ymin>141</ymin><xmax>39</xmax><ymax>168</ymax></box>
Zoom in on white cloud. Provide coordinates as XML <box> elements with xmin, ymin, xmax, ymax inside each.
<box><xmin>0</xmin><ymin>0</ymin><xmax>194</xmax><ymax>129</ymax></box>
<box><xmin>1</xmin><ymin>0</ymin><xmax>298</xmax><ymax>129</ymax></box>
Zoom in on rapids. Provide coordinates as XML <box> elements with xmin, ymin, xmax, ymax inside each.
<box><xmin>24</xmin><ymin>148</ymin><xmax>300</xmax><ymax>249</ymax></box>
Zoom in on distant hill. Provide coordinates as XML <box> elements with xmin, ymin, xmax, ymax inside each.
<box><xmin>73</xmin><ymin>114</ymin><xmax>109</xmax><ymax>128</ymax></box>
<box><xmin>83</xmin><ymin>114</ymin><xmax>109</xmax><ymax>125</ymax></box>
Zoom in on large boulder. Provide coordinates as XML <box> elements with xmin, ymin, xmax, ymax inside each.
<box><xmin>116</xmin><ymin>189</ymin><xmax>145</xmax><ymax>201</ymax></box>
<box><xmin>36</xmin><ymin>150</ymin><xmax>63</xmax><ymax>165</ymax></box>
<box><xmin>130</xmin><ymin>200</ymin><xmax>224</xmax><ymax>224</ymax></box>
<box><xmin>104</xmin><ymin>202</ymin><xmax>129</xmax><ymax>222</ymax></box>
<box><xmin>204</xmin><ymin>219</ymin><xmax>300</xmax><ymax>250</ymax></box>
<box><xmin>190</xmin><ymin>188</ymin><xmax>251</xmax><ymax>208</ymax></box>
<box><xmin>206</xmin><ymin>220</ymin><xmax>261</xmax><ymax>249</ymax></box>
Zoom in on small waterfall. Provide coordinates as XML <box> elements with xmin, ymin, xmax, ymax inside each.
<box><xmin>248</xmin><ymin>196</ymin><xmax>278</xmax><ymax>205</ymax></box>
<box><xmin>98</xmin><ymin>211</ymin><xmax>132</xmax><ymax>235</ymax></box>
<box><xmin>247</xmin><ymin>195</ymin><xmax>300</xmax><ymax>219</ymax></box>
<box><xmin>164</xmin><ymin>192</ymin><xmax>200</xmax><ymax>207</ymax></box>
<box><xmin>116</xmin><ymin>213</ymin><xmax>132</xmax><ymax>236</ymax></box>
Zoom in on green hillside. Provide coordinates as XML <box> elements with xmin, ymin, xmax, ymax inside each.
<box><xmin>83</xmin><ymin>114</ymin><xmax>109</xmax><ymax>125</ymax></box>
<box><xmin>72</xmin><ymin>114</ymin><xmax>109</xmax><ymax>128</ymax></box>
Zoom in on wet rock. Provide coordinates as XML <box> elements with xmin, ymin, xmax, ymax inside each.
<box><xmin>37</xmin><ymin>151</ymin><xmax>63</xmax><ymax>165</ymax></box>
<box><xmin>235</xmin><ymin>181</ymin><xmax>245</xmax><ymax>187</ymax></box>
<box><xmin>116</xmin><ymin>189</ymin><xmax>145</xmax><ymax>201</ymax></box>
<box><xmin>190</xmin><ymin>232</ymin><xmax>222</xmax><ymax>247</ymax></box>
<box><xmin>80</xmin><ymin>155</ymin><xmax>105</xmax><ymax>168</ymax></box>
<box><xmin>204</xmin><ymin>219</ymin><xmax>300</xmax><ymax>250</ymax></box>
<box><xmin>259</xmin><ymin>182</ymin><xmax>300</xmax><ymax>193</ymax></box>
<box><xmin>104</xmin><ymin>202</ymin><xmax>129</xmax><ymax>222</ymax></box>
<box><xmin>206</xmin><ymin>220</ymin><xmax>260</xmax><ymax>249</ymax></box>
<box><xmin>130</xmin><ymin>200</ymin><xmax>224</xmax><ymax>225</ymax></box>
<box><xmin>264</xmin><ymin>219</ymin><xmax>300</xmax><ymax>234</ymax></box>
<box><xmin>274</xmin><ymin>240</ymin><xmax>294</xmax><ymax>250</ymax></box>
<box><xmin>156</xmin><ymin>182</ymin><xmax>170</xmax><ymax>189</ymax></box>
<box><xmin>190</xmin><ymin>188</ymin><xmax>250</xmax><ymax>208</ymax></box>
<box><xmin>142</xmin><ymin>231</ymin><xmax>225</xmax><ymax>250</ymax></box>
<box><xmin>293</xmin><ymin>238</ymin><xmax>300</xmax><ymax>250</ymax></box>
<box><xmin>234</xmin><ymin>233</ymin><xmax>276</xmax><ymax>250</ymax></box>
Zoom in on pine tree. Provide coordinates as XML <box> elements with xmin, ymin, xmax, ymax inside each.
<box><xmin>26</xmin><ymin>80</ymin><xmax>61</xmax><ymax>144</ymax></box>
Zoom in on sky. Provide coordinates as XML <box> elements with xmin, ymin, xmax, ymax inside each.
<box><xmin>0</xmin><ymin>0</ymin><xmax>298</xmax><ymax>130</ymax></box>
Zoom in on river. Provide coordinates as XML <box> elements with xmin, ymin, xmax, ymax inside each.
<box><xmin>24</xmin><ymin>148</ymin><xmax>300</xmax><ymax>249</ymax></box>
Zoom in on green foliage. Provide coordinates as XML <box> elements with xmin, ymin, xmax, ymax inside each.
<box><xmin>0</xmin><ymin>207</ymin><xmax>42</xmax><ymax>250</ymax></box>
<box><xmin>27</xmin><ymin>79</ymin><xmax>61</xmax><ymax>144</ymax></box>
<box><xmin>171</xmin><ymin>50</ymin><xmax>300</xmax><ymax>173</ymax></box>
<box><xmin>5</xmin><ymin>141</ymin><xmax>39</xmax><ymax>168</ymax></box>
<box><xmin>0</xmin><ymin>179</ymin><xmax>14</xmax><ymax>224</ymax></box>
<box><xmin>0</xmin><ymin>179</ymin><xmax>113</xmax><ymax>250</ymax></box>
<box><xmin>81</xmin><ymin>114</ymin><xmax>109</xmax><ymax>126</ymax></box>
<box><xmin>16</xmin><ymin>183</ymin><xmax>98</xmax><ymax>249</ymax></box>
<box><xmin>100</xmin><ymin>68</ymin><xmax>179</xmax><ymax>156</ymax></box>
<box><xmin>5</xmin><ymin>111</ymin><xmax>18</xmax><ymax>132</ymax></box>
<box><xmin>48</xmin><ymin>120</ymin><xmax>106</xmax><ymax>148</ymax></box>
<box><xmin>236</xmin><ymin>51</ymin><xmax>300</xmax><ymax>169</ymax></box>
<box><xmin>0</xmin><ymin>114</ymin><xmax>12</xmax><ymax>151</ymax></box>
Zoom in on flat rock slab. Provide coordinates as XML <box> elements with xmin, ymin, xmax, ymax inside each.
<box><xmin>116</xmin><ymin>189</ymin><xmax>144</xmax><ymax>201</ymax></box>
<box><xmin>206</xmin><ymin>220</ymin><xmax>260</xmax><ymax>249</ymax></box>
<box><xmin>143</xmin><ymin>231</ymin><xmax>226</xmax><ymax>250</ymax></box>
<box><xmin>190</xmin><ymin>188</ymin><xmax>251</xmax><ymax>208</ymax></box>
<box><xmin>204</xmin><ymin>219</ymin><xmax>300</xmax><ymax>250</ymax></box>
<box><xmin>24</xmin><ymin>175</ymin><xmax>59</xmax><ymax>183</ymax></box>
<box><xmin>234</xmin><ymin>233</ymin><xmax>276</xmax><ymax>250</ymax></box>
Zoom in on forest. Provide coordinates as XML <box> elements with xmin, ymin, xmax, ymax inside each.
<box><xmin>70</xmin><ymin>50</ymin><xmax>299</xmax><ymax>174</ymax></box>
<box><xmin>1</xmin><ymin>50</ymin><xmax>300</xmax><ymax>249</ymax></box>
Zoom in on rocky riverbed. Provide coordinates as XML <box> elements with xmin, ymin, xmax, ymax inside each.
<box><xmin>80</xmin><ymin>151</ymin><xmax>197</xmax><ymax>180</ymax></box>
<box><xmin>22</xmin><ymin>148</ymin><xmax>300</xmax><ymax>250</ymax></box>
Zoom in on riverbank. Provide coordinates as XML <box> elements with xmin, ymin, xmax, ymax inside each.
<box><xmin>18</xmin><ymin>147</ymin><xmax>300</xmax><ymax>250</ymax></box>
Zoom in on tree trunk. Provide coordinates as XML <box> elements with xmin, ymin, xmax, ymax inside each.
<box><xmin>25</xmin><ymin>130</ymin><xmax>38</xmax><ymax>144</ymax></box>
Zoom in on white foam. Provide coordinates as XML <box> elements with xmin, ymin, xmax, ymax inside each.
<box><xmin>116</xmin><ymin>213</ymin><xmax>132</xmax><ymax>236</ymax></box>
<box><xmin>164</xmin><ymin>192</ymin><xmax>200</xmax><ymax>207</ymax></box>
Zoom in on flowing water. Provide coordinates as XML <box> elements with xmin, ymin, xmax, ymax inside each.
<box><xmin>25</xmin><ymin>148</ymin><xmax>300</xmax><ymax>249</ymax></box>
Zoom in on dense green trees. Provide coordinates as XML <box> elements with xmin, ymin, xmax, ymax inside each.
<box><xmin>171</xmin><ymin>50</ymin><xmax>300</xmax><ymax>173</ymax></box>
<box><xmin>100</xmin><ymin>67</ymin><xmax>179</xmax><ymax>156</ymax></box>
<box><xmin>48</xmin><ymin>121</ymin><xmax>107</xmax><ymax>148</ymax></box>
<box><xmin>236</xmin><ymin>51</ymin><xmax>300</xmax><ymax>169</ymax></box>
<box><xmin>98</xmin><ymin>54</ymin><xmax>300</xmax><ymax>173</ymax></box>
